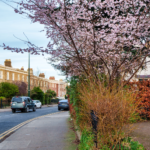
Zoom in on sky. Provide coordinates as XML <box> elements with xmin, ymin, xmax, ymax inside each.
<box><xmin>0</xmin><ymin>1</ymin><xmax>66</xmax><ymax>81</ymax></box>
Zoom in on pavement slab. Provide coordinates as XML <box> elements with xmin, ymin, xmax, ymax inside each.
<box><xmin>0</xmin><ymin>111</ymin><xmax>70</xmax><ymax>150</ymax></box>
<box><xmin>129</xmin><ymin>121</ymin><xmax>150</xmax><ymax>150</ymax></box>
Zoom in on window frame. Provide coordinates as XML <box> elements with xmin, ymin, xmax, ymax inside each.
<box><xmin>7</xmin><ymin>72</ymin><xmax>9</xmax><ymax>80</ymax></box>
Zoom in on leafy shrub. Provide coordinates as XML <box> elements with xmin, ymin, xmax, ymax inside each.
<box><xmin>78</xmin><ymin>128</ymin><xmax>95</xmax><ymax>150</ymax></box>
<box><xmin>31</xmin><ymin>87</ymin><xmax>44</xmax><ymax>104</ymax></box>
<box><xmin>67</xmin><ymin>76</ymin><xmax>81</xmax><ymax>125</ymax></box>
<box><xmin>77</xmin><ymin>78</ymin><xmax>138</xmax><ymax>149</ymax></box>
<box><xmin>45</xmin><ymin>89</ymin><xmax>57</xmax><ymax>104</ymax></box>
<box><xmin>0</xmin><ymin>96</ymin><xmax>6</xmax><ymax>100</ymax></box>
<box><xmin>129</xmin><ymin>80</ymin><xmax>150</xmax><ymax>119</ymax></box>
<box><xmin>0</xmin><ymin>82</ymin><xmax>19</xmax><ymax>99</ymax></box>
<box><xmin>68</xmin><ymin>75</ymin><xmax>139</xmax><ymax>149</ymax></box>
<box><xmin>51</xmin><ymin>99</ymin><xmax>59</xmax><ymax>104</ymax></box>
<box><xmin>129</xmin><ymin>112</ymin><xmax>141</xmax><ymax>123</ymax></box>
<box><xmin>119</xmin><ymin>137</ymin><xmax>144</xmax><ymax>150</ymax></box>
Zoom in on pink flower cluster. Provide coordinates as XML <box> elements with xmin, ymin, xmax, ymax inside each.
<box><xmin>1</xmin><ymin>0</ymin><xmax>150</xmax><ymax>82</ymax></box>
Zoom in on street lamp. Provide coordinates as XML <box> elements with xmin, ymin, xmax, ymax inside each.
<box><xmin>28</xmin><ymin>52</ymin><xmax>30</xmax><ymax>97</ymax></box>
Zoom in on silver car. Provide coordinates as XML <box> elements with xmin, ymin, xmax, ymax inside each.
<box><xmin>33</xmin><ymin>100</ymin><xmax>42</xmax><ymax>108</ymax></box>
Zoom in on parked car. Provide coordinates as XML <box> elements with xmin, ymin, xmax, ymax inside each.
<box><xmin>58</xmin><ymin>99</ymin><xmax>69</xmax><ymax>110</ymax></box>
<box><xmin>32</xmin><ymin>100</ymin><xmax>42</xmax><ymax>108</ymax></box>
<box><xmin>11</xmin><ymin>96</ymin><xmax>36</xmax><ymax>113</ymax></box>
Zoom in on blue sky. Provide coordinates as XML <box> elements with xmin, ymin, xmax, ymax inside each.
<box><xmin>0</xmin><ymin>1</ymin><xmax>66</xmax><ymax>80</ymax></box>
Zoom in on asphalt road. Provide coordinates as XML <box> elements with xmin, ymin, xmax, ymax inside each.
<box><xmin>0</xmin><ymin>106</ymin><xmax>59</xmax><ymax>135</ymax></box>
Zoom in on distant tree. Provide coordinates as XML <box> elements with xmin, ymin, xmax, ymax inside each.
<box><xmin>13</xmin><ymin>81</ymin><xmax>27</xmax><ymax>96</ymax></box>
<box><xmin>45</xmin><ymin>89</ymin><xmax>57</xmax><ymax>104</ymax></box>
<box><xmin>30</xmin><ymin>87</ymin><xmax>44</xmax><ymax>102</ymax></box>
<box><xmin>46</xmin><ymin>89</ymin><xmax>57</xmax><ymax>98</ymax></box>
<box><xmin>0</xmin><ymin>82</ymin><xmax>19</xmax><ymax>99</ymax></box>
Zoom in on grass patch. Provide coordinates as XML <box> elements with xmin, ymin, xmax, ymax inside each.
<box><xmin>78</xmin><ymin>128</ymin><xmax>95</xmax><ymax>150</ymax></box>
<box><xmin>63</xmin><ymin>118</ymin><xmax>79</xmax><ymax>150</ymax></box>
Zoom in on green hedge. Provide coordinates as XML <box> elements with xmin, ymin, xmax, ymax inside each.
<box><xmin>51</xmin><ymin>99</ymin><xmax>60</xmax><ymax>104</ymax></box>
<box><xmin>0</xmin><ymin>96</ymin><xmax>6</xmax><ymax>100</ymax></box>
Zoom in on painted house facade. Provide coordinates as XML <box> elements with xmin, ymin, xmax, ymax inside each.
<box><xmin>0</xmin><ymin>59</ymin><xmax>67</xmax><ymax>98</ymax></box>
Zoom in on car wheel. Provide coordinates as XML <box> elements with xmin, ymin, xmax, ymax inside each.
<box><xmin>58</xmin><ymin>107</ymin><xmax>60</xmax><ymax>111</ymax></box>
<box><xmin>33</xmin><ymin>106</ymin><xmax>36</xmax><ymax>112</ymax></box>
<box><xmin>40</xmin><ymin>105</ymin><xmax>42</xmax><ymax>109</ymax></box>
<box><xmin>25</xmin><ymin>107</ymin><xmax>29</xmax><ymax>113</ymax></box>
<box><xmin>21</xmin><ymin>109</ymin><xmax>24</xmax><ymax>112</ymax></box>
<box><xmin>12</xmin><ymin>109</ymin><xmax>16</xmax><ymax>113</ymax></box>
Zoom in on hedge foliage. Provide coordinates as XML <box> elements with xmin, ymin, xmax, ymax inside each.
<box><xmin>129</xmin><ymin>80</ymin><xmax>150</xmax><ymax>119</ymax></box>
<box><xmin>67</xmin><ymin>76</ymin><xmax>144</xmax><ymax>149</ymax></box>
<box><xmin>31</xmin><ymin>87</ymin><xmax>57</xmax><ymax>105</ymax></box>
<box><xmin>0</xmin><ymin>82</ymin><xmax>19</xmax><ymax>99</ymax></box>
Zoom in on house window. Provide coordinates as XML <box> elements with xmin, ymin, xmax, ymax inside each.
<box><xmin>22</xmin><ymin>75</ymin><xmax>24</xmax><ymax>81</ymax></box>
<box><xmin>18</xmin><ymin>74</ymin><xmax>20</xmax><ymax>80</ymax></box>
<box><xmin>12</xmin><ymin>73</ymin><xmax>14</xmax><ymax>81</ymax></box>
<box><xmin>7</xmin><ymin>72</ymin><xmax>9</xmax><ymax>80</ymax></box>
<box><xmin>0</xmin><ymin>71</ymin><xmax>3</xmax><ymax>79</ymax></box>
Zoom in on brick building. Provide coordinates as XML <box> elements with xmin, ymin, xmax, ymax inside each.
<box><xmin>0</xmin><ymin>59</ymin><xmax>67</xmax><ymax>98</ymax></box>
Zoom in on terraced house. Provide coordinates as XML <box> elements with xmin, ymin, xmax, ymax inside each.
<box><xmin>0</xmin><ymin>59</ymin><xmax>67</xmax><ymax>98</ymax></box>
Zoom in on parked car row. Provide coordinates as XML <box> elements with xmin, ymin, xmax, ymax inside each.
<box><xmin>11</xmin><ymin>96</ymin><xmax>42</xmax><ymax>113</ymax></box>
<box><xmin>11</xmin><ymin>96</ymin><xmax>70</xmax><ymax>113</ymax></box>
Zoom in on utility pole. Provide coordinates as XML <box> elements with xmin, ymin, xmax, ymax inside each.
<box><xmin>28</xmin><ymin>52</ymin><xmax>30</xmax><ymax>97</ymax></box>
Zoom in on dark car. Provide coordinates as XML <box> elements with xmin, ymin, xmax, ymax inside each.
<box><xmin>11</xmin><ymin>96</ymin><xmax>36</xmax><ymax>113</ymax></box>
<box><xmin>58</xmin><ymin>99</ymin><xmax>69</xmax><ymax>110</ymax></box>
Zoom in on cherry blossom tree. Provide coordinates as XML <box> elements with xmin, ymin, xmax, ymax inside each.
<box><xmin>1</xmin><ymin>0</ymin><xmax>150</xmax><ymax>85</ymax></box>
<box><xmin>13</xmin><ymin>81</ymin><xmax>27</xmax><ymax>96</ymax></box>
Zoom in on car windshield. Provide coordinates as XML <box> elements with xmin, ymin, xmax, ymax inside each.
<box><xmin>33</xmin><ymin>100</ymin><xmax>36</xmax><ymax>103</ymax></box>
<box><xmin>12</xmin><ymin>98</ymin><xmax>22</xmax><ymax>102</ymax></box>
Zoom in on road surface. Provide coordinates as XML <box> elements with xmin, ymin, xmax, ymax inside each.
<box><xmin>0</xmin><ymin>106</ymin><xmax>60</xmax><ymax>135</ymax></box>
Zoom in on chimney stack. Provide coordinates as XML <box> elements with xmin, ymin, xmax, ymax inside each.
<box><xmin>4</xmin><ymin>59</ymin><xmax>12</xmax><ymax>67</ymax></box>
<box><xmin>49</xmin><ymin>76</ymin><xmax>55</xmax><ymax>80</ymax></box>
<box><xmin>39</xmin><ymin>73</ymin><xmax>45</xmax><ymax>78</ymax></box>
<box><xmin>21</xmin><ymin>66</ymin><xmax>24</xmax><ymax>70</ymax></box>
<box><xmin>27</xmin><ymin>68</ymin><xmax>33</xmax><ymax>75</ymax></box>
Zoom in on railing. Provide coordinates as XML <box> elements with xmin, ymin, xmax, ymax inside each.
<box><xmin>0</xmin><ymin>99</ymin><xmax>10</xmax><ymax>108</ymax></box>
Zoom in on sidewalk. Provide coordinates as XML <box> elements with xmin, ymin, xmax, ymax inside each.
<box><xmin>129</xmin><ymin>121</ymin><xmax>150</xmax><ymax>150</ymax></box>
<box><xmin>0</xmin><ymin>111</ymin><xmax>70</xmax><ymax>150</ymax></box>
<box><xmin>0</xmin><ymin>108</ymin><xmax>11</xmax><ymax>112</ymax></box>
